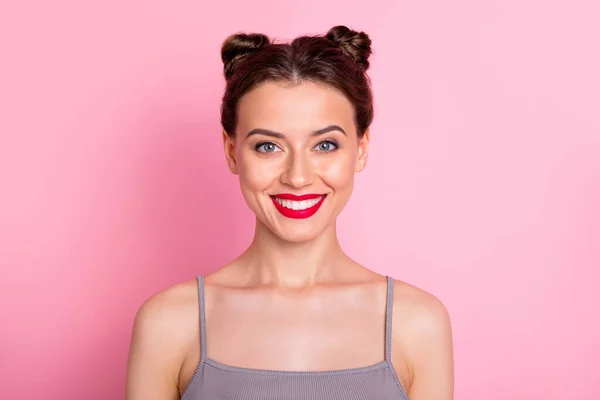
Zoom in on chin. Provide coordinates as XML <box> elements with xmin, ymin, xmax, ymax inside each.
<box><xmin>257</xmin><ymin>213</ymin><xmax>334</xmax><ymax>244</ymax></box>
<box><xmin>271</xmin><ymin>225</ymin><xmax>328</xmax><ymax>243</ymax></box>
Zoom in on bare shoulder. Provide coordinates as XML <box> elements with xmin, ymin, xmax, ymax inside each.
<box><xmin>390</xmin><ymin>279</ymin><xmax>454</xmax><ymax>399</ymax></box>
<box><xmin>132</xmin><ymin>278</ymin><xmax>200</xmax><ymax>330</ymax></box>
<box><xmin>391</xmin><ymin>279</ymin><xmax>452</xmax><ymax>336</ymax></box>
<box><xmin>126</xmin><ymin>279</ymin><xmax>200</xmax><ymax>399</ymax></box>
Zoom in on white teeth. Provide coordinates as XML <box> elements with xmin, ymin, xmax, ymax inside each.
<box><xmin>275</xmin><ymin>196</ymin><xmax>324</xmax><ymax>210</ymax></box>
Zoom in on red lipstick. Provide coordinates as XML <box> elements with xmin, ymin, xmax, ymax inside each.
<box><xmin>270</xmin><ymin>193</ymin><xmax>326</xmax><ymax>219</ymax></box>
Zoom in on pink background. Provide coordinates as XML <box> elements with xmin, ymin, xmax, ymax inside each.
<box><xmin>1</xmin><ymin>0</ymin><xmax>599</xmax><ymax>399</ymax></box>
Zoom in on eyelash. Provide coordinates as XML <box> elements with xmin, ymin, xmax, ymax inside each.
<box><xmin>254</xmin><ymin>140</ymin><xmax>339</xmax><ymax>154</ymax></box>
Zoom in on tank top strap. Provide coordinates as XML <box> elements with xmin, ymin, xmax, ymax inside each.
<box><xmin>385</xmin><ymin>275</ymin><xmax>394</xmax><ymax>361</ymax></box>
<box><xmin>196</xmin><ymin>275</ymin><xmax>207</xmax><ymax>362</ymax></box>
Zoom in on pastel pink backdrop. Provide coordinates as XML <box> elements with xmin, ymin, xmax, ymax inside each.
<box><xmin>1</xmin><ymin>0</ymin><xmax>598</xmax><ymax>399</ymax></box>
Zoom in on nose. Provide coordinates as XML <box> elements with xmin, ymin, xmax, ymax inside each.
<box><xmin>280</xmin><ymin>149</ymin><xmax>315</xmax><ymax>189</ymax></box>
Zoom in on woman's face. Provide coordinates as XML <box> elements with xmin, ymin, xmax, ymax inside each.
<box><xmin>224</xmin><ymin>80</ymin><xmax>369</xmax><ymax>243</ymax></box>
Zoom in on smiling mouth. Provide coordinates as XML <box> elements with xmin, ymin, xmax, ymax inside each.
<box><xmin>270</xmin><ymin>194</ymin><xmax>327</xmax><ymax>219</ymax></box>
<box><xmin>272</xmin><ymin>195</ymin><xmax>325</xmax><ymax>210</ymax></box>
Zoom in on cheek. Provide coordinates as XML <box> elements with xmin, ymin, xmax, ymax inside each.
<box><xmin>237</xmin><ymin>151</ymin><xmax>280</xmax><ymax>190</ymax></box>
<box><xmin>317</xmin><ymin>153</ymin><xmax>356</xmax><ymax>190</ymax></box>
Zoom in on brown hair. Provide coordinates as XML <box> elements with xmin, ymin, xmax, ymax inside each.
<box><xmin>220</xmin><ymin>25</ymin><xmax>374</xmax><ymax>138</ymax></box>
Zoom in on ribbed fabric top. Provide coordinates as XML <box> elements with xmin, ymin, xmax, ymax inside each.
<box><xmin>181</xmin><ymin>275</ymin><xmax>409</xmax><ymax>400</ymax></box>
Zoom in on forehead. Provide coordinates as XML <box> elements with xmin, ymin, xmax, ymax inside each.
<box><xmin>236</xmin><ymin>81</ymin><xmax>355</xmax><ymax>136</ymax></box>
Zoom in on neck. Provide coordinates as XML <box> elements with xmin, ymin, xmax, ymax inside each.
<box><xmin>238</xmin><ymin>218</ymin><xmax>347</xmax><ymax>288</ymax></box>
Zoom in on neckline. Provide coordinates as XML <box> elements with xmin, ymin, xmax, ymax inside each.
<box><xmin>204</xmin><ymin>357</ymin><xmax>390</xmax><ymax>376</ymax></box>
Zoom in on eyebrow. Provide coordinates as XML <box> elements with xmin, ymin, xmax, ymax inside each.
<box><xmin>245</xmin><ymin>125</ymin><xmax>347</xmax><ymax>138</ymax></box>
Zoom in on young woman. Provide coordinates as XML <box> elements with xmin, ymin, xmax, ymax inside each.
<box><xmin>126</xmin><ymin>25</ymin><xmax>454</xmax><ymax>400</ymax></box>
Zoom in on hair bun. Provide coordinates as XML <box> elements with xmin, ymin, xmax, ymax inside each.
<box><xmin>221</xmin><ymin>33</ymin><xmax>270</xmax><ymax>80</ymax></box>
<box><xmin>326</xmin><ymin>25</ymin><xmax>372</xmax><ymax>70</ymax></box>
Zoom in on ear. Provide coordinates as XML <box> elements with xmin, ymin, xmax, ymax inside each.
<box><xmin>223</xmin><ymin>130</ymin><xmax>238</xmax><ymax>175</ymax></box>
<box><xmin>355</xmin><ymin>129</ymin><xmax>370</xmax><ymax>173</ymax></box>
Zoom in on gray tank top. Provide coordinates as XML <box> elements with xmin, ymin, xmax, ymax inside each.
<box><xmin>181</xmin><ymin>275</ymin><xmax>409</xmax><ymax>400</ymax></box>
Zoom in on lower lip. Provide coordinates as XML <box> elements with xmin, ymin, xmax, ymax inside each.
<box><xmin>271</xmin><ymin>196</ymin><xmax>326</xmax><ymax>219</ymax></box>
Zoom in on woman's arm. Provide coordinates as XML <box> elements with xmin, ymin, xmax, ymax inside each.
<box><xmin>408</xmin><ymin>298</ymin><xmax>454</xmax><ymax>399</ymax></box>
<box><xmin>126</xmin><ymin>290</ymin><xmax>190</xmax><ymax>400</ymax></box>
<box><xmin>393</xmin><ymin>283</ymin><xmax>454</xmax><ymax>399</ymax></box>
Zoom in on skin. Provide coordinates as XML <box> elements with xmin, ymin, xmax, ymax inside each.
<box><xmin>126</xmin><ymin>81</ymin><xmax>454</xmax><ymax>399</ymax></box>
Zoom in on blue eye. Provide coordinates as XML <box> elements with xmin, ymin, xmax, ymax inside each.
<box><xmin>315</xmin><ymin>140</ymin><xmax>338</xmax><ymax>152</ymax></box>
<box><xmin>255</xmin><ymin>142</ymin><xmax>281</xmax><ymax>153</ymax></box>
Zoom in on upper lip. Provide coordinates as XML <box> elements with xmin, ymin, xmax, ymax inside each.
<box><xmin>272</xmin><ymin>193</ymin><xmax>325</xmax><ymax>201</ymax></box>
